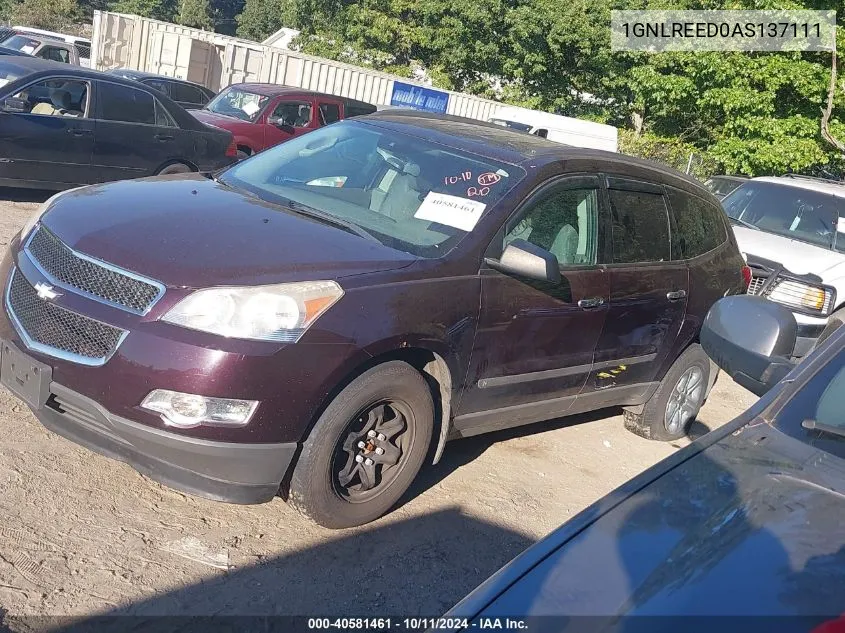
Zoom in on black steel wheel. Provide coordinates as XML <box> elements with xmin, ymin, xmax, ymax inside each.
<box><xmin>288</xmin><ymin>361</ymin><xmax>434</xmax><ymax>528</ymax></box>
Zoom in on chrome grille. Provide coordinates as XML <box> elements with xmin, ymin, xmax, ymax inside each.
<box><xmin>26</xmin><ymin>226</ymin><xmax>162</xmax><ymax>314</ymax></box>
<box><xmin>747</xmin><ymin>275</ymin><xmax>766</xmax><ymax>296</ymax></box>
<box><xmin>6</xmin><ymin>268</ymin><xmax>126</xmax><ymax>364</ymax></box>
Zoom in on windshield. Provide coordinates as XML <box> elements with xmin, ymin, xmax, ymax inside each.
<box><xmin>489</xmin><ymin>118</ymin><xmax>532</xmax><ymax>133</ymax></box>
<box><xmin>722</xmin><ymin>181</ymin><xmax>845</xmax><ymax>252</ymax></box>
<box><xmin>205</xmin><ymin>87</ymin><xmax>269</xmax><ymax>122</ymax></box>
<box><xmin>3</xmin><ymin>35</ymin><xmax>39</xmax><ymax>54</ymax></box>
<box><xmin>773</xmin><ymin>342</ymin><xmax>845</xmax><ymax>460</ymax></box>
<box><xmin>218</xmin><ymin>120</ymin><xmax>525</xmax><ymax>258</ymax></box>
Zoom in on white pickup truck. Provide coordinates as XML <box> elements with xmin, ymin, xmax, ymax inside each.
<box><xmin>722</xmin><ymin>175</ymin><xmax>845</xmax><ymax>358</ymax></box>
<box><xmin>1</xmin><ymin>27</ymin><xmax>91</xmax><ymax>67</ymax></box>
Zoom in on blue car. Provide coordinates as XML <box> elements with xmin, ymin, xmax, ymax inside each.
<box><xmin>446</xmin><ymin>295</ymin><xmax>845</xmax><ymax>630</ymax></box>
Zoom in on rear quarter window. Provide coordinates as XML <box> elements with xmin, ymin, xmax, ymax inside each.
<box><xmin>667</xmin><ymin>187</ymin><xmax>728</xmax><ymax>259</ymax></box>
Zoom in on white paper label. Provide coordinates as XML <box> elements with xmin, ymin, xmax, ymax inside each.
<box><xmin>414</xmin><ymin>192</ymin><xmax>487</xmax><ymax>232</ymax></box>
<box><xmin>838</xmin><ymin>217</ymin><xmax>845</xmax><ymax>233</ymax></box>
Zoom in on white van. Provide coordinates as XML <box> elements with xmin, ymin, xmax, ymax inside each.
<box><xmin>9</xmin><ymin>26</ymin><xmax>91</xmax><ymax>67</ymax></box>
<box><xmin>488</xmin><ymin>106</ymin><xmax>618</xmax><ymax>152</ymax></box>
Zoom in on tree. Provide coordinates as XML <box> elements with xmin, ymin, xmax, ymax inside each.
<box><xmin>178</xmin><ymin>0</ymin><xmax>213</xmax><ymax>29</ymax></box>
<box><xmin>7</xmin><ymin>0</ymin><xmax>82</xmax><ymax>30</ymax></box>
<box><xmin>109</xmin><ymin>0</ymin><xmax>178</xmax><ymax>22</ymax></box>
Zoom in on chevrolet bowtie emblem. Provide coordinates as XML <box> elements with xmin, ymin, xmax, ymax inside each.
<box><xmin>34</xmin><ymin>282</ymin><xmax>61</xmax><ymax>301</ymax></box>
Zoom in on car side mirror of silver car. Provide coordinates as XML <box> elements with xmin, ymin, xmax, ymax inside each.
<box><xmin>486</xmin><ymin>239</ymin><xmax>561</xmax><ymax>284</ymax></box>
<box><xmin>700</xmin><ymin>295</ymin><xmax>798</xmax><ymax>396</ymax></box>
<box><xmin>1</xmin><ymin>97</ymin><xmax>27</xmax><ymax>113</ymax></box>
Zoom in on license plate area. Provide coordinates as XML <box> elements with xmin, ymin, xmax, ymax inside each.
<box><xmin>0</xmin><ymin>341</ymin><xmax>51</xmax><ymax>410</ymax></box>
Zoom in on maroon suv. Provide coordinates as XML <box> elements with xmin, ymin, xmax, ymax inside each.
<box><xmin>0</xmin><ymin>111</ymin><xmax>749</xmax><ymax>528</ymax></box>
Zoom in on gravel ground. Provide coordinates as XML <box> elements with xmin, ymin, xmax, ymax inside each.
<box><xmin>0</xmin><ymin>189</ymin><xmax>758</xmax><ymax>621</ymax></box>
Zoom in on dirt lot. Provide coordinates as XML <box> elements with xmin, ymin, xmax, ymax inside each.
<box><xmin>0</xmin><ymin>189</ymin><xmax>758</xmax><ymax>621</ymax></box>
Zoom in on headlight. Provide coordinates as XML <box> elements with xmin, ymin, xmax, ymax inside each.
<box><xmin>20</xmin><ymin>189</ymin><xmax>74</xmax><ymax>240</ymax></box>
<box><xmin>162</xmin><ymin>280</ymin><xmax>343</xmax><ymax>341</ymax></box>
<box><xmin>767</xmin><ymin>279</ymin><xmax>836</xmax><ymax>316</ymax></box>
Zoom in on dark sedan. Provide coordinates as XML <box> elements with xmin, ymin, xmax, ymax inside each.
<box><xmin>446</xmin><ymin>295</ymin><xmax>845</xmax><ymax>628</ymax></box>
<box><xmin>105</xmin><ymin>68</ymin><xmax>215</xmax><ymax>110</ymax></box>
<box><xmin>0</xmin><ymin>57</ymin><xmax>236</xmax><ymax>190</ymax></box>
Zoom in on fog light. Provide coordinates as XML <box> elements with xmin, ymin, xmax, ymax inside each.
<box><xmin>141</xmin><ymin>389</ymin><xmax>258</xmax><ymax>428</ymax></box>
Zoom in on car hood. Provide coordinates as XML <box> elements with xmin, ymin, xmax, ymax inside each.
<box><xmin>473</xmin><ymin>425</ymin><xmax>845</xmax><ymax>618</ymax></box>
<box><xmin>733</xmin><ymin>226</ymin><xmax>844</xmax><ymax>277</ymax></box>
<box><xmin>190</xmin><ymin>109</ymin><xmax>255</xmax><ymax>131</ymax></box>
<box><xmin>37</xmin><ymin>176</ymin><xmax>416</xmax><ymax>288</ymax></box>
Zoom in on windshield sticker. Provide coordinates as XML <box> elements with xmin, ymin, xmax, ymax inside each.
<box><xmin>466</xmin><ymin>186</ymin><xmax>490</xmax><ymax>198</ymax></box>
<box><xmin>444</xmin><ymin>171</ymin><xmax>473</xmax><ymax>185</ymax></box>
<box><xmin>839</xmin><ymin>217</ymin><xmax>845</xmax><ymax>233</ymax></box>
<box><xmin>242</xmin><ymin>101</ymin><xmax>261</xmax><ymax>116</ymax></box>
<box><xmin>477</xmin><ymin>172</ymin><xmax>502</xmax><ymax>186</ymax></box>
<box><xmin>415</xmin><ymin>192</ymin><xmax>487</xmax><ymax>231</ymax></box>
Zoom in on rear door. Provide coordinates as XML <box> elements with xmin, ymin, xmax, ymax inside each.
<box><xmin>0</xmin><ymin>76</ymin><xmax>94</xmax><ymax>186</ymax></box>
<box><xmin>588</xmin><ymin>177</ymin><xmax>688</xmax><ymax>392</ymax></box>
<box><xmin>92</xmin><ymin>80</ymin><xmax>183</xmax><ymax>182</ymax></box>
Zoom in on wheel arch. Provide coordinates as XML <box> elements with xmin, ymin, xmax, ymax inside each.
<box><xmin>153</xmin><ymin>158</ymin><xmax>197</xmax><ymax>175</ymax></box>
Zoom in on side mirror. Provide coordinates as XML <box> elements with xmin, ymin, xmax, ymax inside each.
<box><xmin>486</xmin><ymin>239</ymin><xmax>561</xmax><ymax>284</ymax></box>
<box><xmin>1</xmin><ymin>96</ymin><xmax>27</xmax><ymax>113</ymax></box>
<box><xmin>700</xmin><ymin>296</ymin><xmax>798</xmax><ymax>396</ymax></box>
<box><xmin>268</xmin><ymin>116</ymin><xmax>295</xmax><ymax>134</ymax></box>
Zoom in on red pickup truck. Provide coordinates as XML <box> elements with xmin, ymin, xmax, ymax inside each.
<box><xmin>190</xmin><ymin>84</ymin><xmax>377</xmax><ymax>159</ymax></box>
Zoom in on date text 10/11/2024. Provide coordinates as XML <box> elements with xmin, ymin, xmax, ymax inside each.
<box><xmin>307</xmin><ymin>617</ymin><xmax>529</xmax><ymax>630</ymax></box>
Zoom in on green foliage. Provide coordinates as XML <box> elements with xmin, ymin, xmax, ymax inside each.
<box><xmin>7</xmin><ymin>0</ymin><xmax>83</xmax><ymax>30</ymax></box>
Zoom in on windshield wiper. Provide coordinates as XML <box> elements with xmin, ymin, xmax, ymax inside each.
<box><xmin>802</xmin><ymin>418</ymin><xmax>845</xmax><ymax>439</ymax></box>
<box><xmin>729</xmin><ymin>216</ymin><xmax>762</xmax><ymax>231</ymax></box>
<box><xmin>279</xmin><ymin>198</ymin><xmax>379</xmax><ymax>243</ymax></box>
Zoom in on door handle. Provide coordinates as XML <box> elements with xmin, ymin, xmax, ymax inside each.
<box><xmin>67</xmin><ymin>128</ymin><xmax>92</xmax><ymax>136</ymax></box>
<box><xmin>154</xmin><ymin>134</ymin><xmax>174</xmax><ymax>141</ymax></box>
<box><xmin>667</xmin><ymin>290</ymin><xmax>687</xmax><ymax>301</ymax></box>
<box><xmin>578</xmin><ymin>297</ymin><xmax>605</xmax><ymax>310</ymax></box>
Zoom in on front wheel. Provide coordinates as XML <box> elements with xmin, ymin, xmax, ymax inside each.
<box><xmin>288</xmin><ymin>361</ymin><xmax>434</xmax><ymax>528</ymax></box>
<box><xmin>624</xmin><ymin>344</ymin><xmax>711</xmax><ymax>441</ymax></box>
<box><xmin>155</xmin><ymin>162</ymin><xmax>193</xmax><ymax>176</ymax></box>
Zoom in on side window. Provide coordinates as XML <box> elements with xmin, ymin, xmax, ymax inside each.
<box><xmin>608</xmin><ymin>188</ymin><xmax>671</xmax><ymax>263</ymax></box>
<box><xmin>533</xmin><ymin>128</ymin><xmax>549</xmax><ymax>138</ymax></box>
<box><xmin>154</xmin><ymin>99</ymin><xmax>177</xmax><ymax>128</ymax></box>
<box><xmin>271</xmin><ymin>100</ymin><xmax>312</xmax><ymax>127</ymax></box>
<box><xmin>97</xmin><ymin>82</ymin><xmax>156</xmax><ymax>125</ymax></box>
<box><xmin>170</xmin><ymin>82</ymin><xmax>205</xmax><ymax>105</ymax></box>
<box><xmin>144</xmin><ymin>79</ymin><xmax>170</xmax><ymax>97</ymax></box>
<box><xmin>38</xmin><ymin>47</ymin><xmax>70</xmax><ymax>63</ymax></box>
<box><xmin>505</xmin><ymin>186</ymin><xmax>599</xmax><ymax>266</ymax></box>
<box><xmin>667</xmin><ymin>188</ymin><xmax>728</xmax><ymax>259</ymax></box>
<box><xmin>319</xmin><ymin>102</ymin><xmax>341</xmax><ymax>126</ymax></box>
<box><xmin>12</xmin><ymin>78</ymin><xmax>88</xmax><ymax>117</ymax></box>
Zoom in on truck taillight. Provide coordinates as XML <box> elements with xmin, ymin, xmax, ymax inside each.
<box><xmin>226</xmin><ymin>140</ymin><xmax>238</xmax><ymax>158</ymax></box>
<box><xmin>741</xmin><ymin>265</ymin><xmax>752</xmax><ymax>290</ymax></box>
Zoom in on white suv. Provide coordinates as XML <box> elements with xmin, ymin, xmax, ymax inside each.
<box><xmin>723</xmin><ymin>175</ymin><xmax>845</xmax><ymax>358</ymax></box>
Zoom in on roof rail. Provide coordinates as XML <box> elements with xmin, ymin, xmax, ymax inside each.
<box><xmin>780</xmin><ymin>173</ymin><xmax>844</xmax><ymax>183</ymax></box>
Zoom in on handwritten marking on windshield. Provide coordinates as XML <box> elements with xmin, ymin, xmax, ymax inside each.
<box><xmin>444</xmin><ymin>171</ymin><xmax>473</xmax><ymax>185</ymax></box>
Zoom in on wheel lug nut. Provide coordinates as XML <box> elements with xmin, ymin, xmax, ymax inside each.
<box><xmin>364</xmin><ymin>458</ymin><xmax>374</xmax><ymax>466</ymax></box>
<box><xmin>367</xmin><ymin>430</ymin><xmax>377</xmax><ymax>438</ymax></box>
<box><xmin>375</xmin><ymin>447</ymin><xmax>385</xmax><ymax>455</ymax></box>
<box><xmin>377</xmin><ymin>433</ymin><xmax>386</xmax><ymax>441</ymax></box>
<box><xmin>355</xmin><ymin>455</ymin><xmax>364</xmax><ymax>463</ymax></box>
<box><xmin>357</xmin><ymin>441</ymin><xmax>366</xmax><ymax>449</ymax></box>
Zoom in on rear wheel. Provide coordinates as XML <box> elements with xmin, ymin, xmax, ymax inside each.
<box><xmin>624</xmin><ymin>344</ymin><xmax>711</xmax><ymax>441</ymax></box>
<box><xmin>155</xmin><ymin>162</ymin><xmax>193</xmax><ymax>176</ymax></box>
<box><xmin>236</xmin><ymin>149</ymin><xmax>251</xmax><ymax>160</ymax></box>
<box><xmin>288</xmin><ymin>361</ymin><xmax>434</xmax><ymax>529</ymax></box>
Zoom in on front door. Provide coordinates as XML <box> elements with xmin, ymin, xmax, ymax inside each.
<box><xmin>0</xmin><ymin>77</ymin><xmax>94</xmax><ymax>186</ymax></box>
<box><xmin>263</xmin><ymin>98</ymin><xmax>316</xmax><ymax>149</ymax></box>
<box><xmin>454</xmin><ymin>176</ymin><xmax>610</xmax><ymax>436</ymax></box>
<box><xmin>589</xmin><ymin>178</ymin><xmax>689</xmax><ymax>392</ymax></box>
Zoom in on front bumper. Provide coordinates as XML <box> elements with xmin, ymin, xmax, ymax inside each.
<box><xmin>30</xmin><ymin>378</ymin><xmax>296</xmax><ymax>504</ymax></box>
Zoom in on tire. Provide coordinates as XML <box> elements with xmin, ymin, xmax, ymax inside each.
<box><xmin>236</xmin><ymin>149</ymin><xmax>250</xmax><ymax>161</ymax></box>
<box><xmin>624</xmin><ymin>344</ymin><xmax>711</xmax><ymax>442</ymax></box>
<box><xmin>155</xmin><ymin>162</ymin><xmax>193</xmax><ymax>176</ymax></box>
<box><xmin>288</xmin><ymin>361</ymin><xmax>434</xmax><ymax>529</ymax></box>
